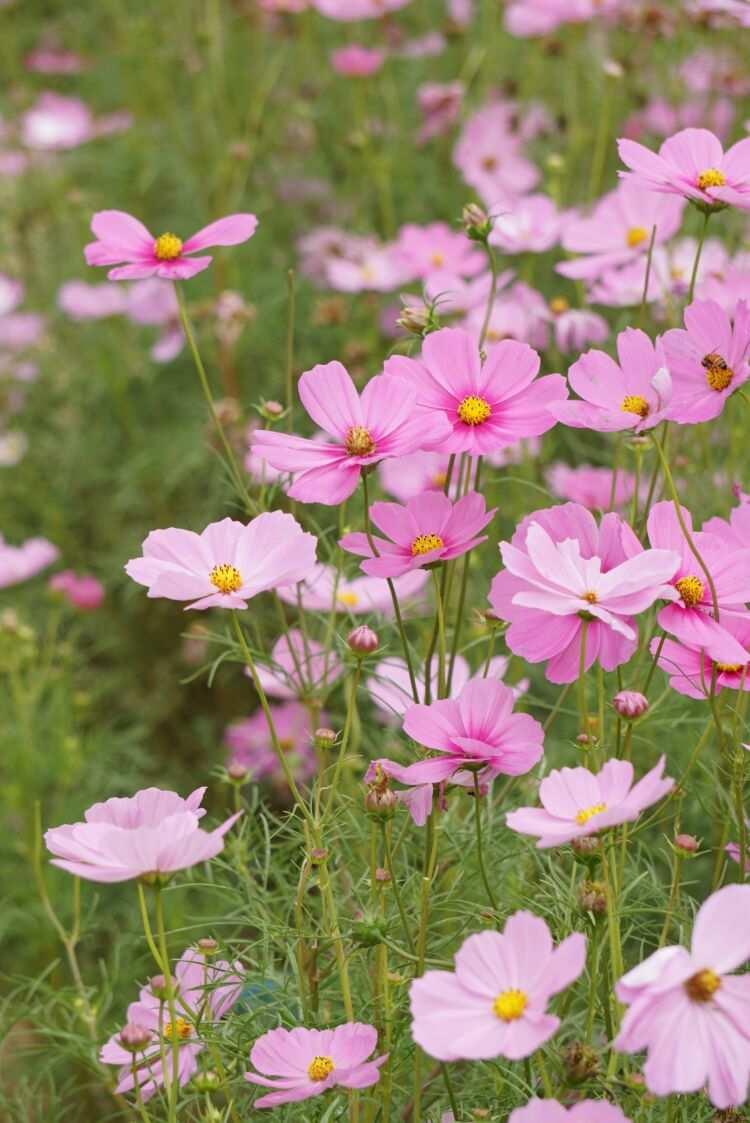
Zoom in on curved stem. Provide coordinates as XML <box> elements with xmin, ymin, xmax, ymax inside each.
<box><xmin>688</xmin><ymin>211</ymin><xmax>710</xmax><ymax>304</ymax></box>
<box><xmin>478</xmin><ymin>242</ymin><xmax>499</xmax><ymax>352</ymax></box>
<box><xmin>472</xmin><ymin>772</ymin><xmax>498</xmax><ymax>913</ymax></box>
<box><xmin>153</xmin><ymin>887</ymin><xmax>178</xmax><ymax>1123</ymax></box>
<box><xmin>383</xmin><ymin>822</ymin><xmax>415</xmax><ymax>953</ymax></box>
<box><xmin>432</xmin><ymin>569</ymin><xmax>447</xmax><ymax>699</ymax></box>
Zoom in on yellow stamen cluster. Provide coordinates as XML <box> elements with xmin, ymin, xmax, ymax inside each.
<box><xmin>575</xmin><ymin>802</ymin><xmax>607</xmax><ymax>825</ymax></box>
<box><xmin>411</xmin><ymin>533</ymin><xmax>445</xmax><ymax>557</ymax></box>
<box><xmin>582</xmin><ymin>591</ymin><xmax>598</xmax><ymax>604</ymax></box>
<box><xmin>345</xmin><ymin>425</ymin><xmax>376</xmax><ymax>457</ymax></box>
<box><xmin>716</xmin><ymin>662</ymin><xmax>745</xmax><ymax>675</ymax></box>
<box><xmin>621</xmin><ymin>395</ymin><xmax>650</xmax><ymax>418</ymax></box>
<box><xmin>457</xmin><ymin>395</ymin><xmax>492</xmax><ymax>426</ymax></box>
<box><xmin>337</xmin><ymin>590</ymin><xmax>359</xmax><ymax>607</ymax></box>
<box><xmin>702</xmin><ymin>351</ymin><xmax>734</xmax><ymax>392</ymax></box>
<box><xmin>493</xmin><ymin>988</ymin><xmax>528</xmax><ymax>1022</ymax></box>
<box><xmin>163</xmin><ymin>1017</ymin><xmax>192</xmax><ymax>1042</ymax></box>
<box><xmin>307</xmin><ymin>1055</ymin><xmax>335</xmax><ymax>1081</ymax></box>
<box><xmin>153</xmin><ymin>232</ymin><xmax>183</xmax><ymax>261</ymax></box>
<box><xmin>432</xmin><ymin>471</ymin><xmax>448</xmax><ymax>489</ymax></box>
<box><xmin>430</xmin><ymin>251</ymin><xmax>445</xmax><ymax>267</ymax></box>
<box><xmin>209</xmin><ymin>564</ymin><xmax>243</xmax><ymax>594</ymax></box>
<box><xmin>697</xmin><ymin>168</ymin><xmax>727</xmax><ymax>190</ymax></box>
<box><xmin>549</xmin><ymin>297</ymin><xmax>570</xmax><ymax>316</ymax></box>
<box><xmin>626</xmin><ymin>226</ymin><xmax>649</xmax><ymax>249</ymax></box>
<box><xmin>675</xmin><ymin>575</ymin><xmax>705</xmax><ymax>607</ymax></box>
<box><xmin>685</xmin><ymin>968</ymin><xmax>721</xmax><ymax>1002</ymax></box>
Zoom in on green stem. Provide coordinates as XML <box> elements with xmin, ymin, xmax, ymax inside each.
<box><xmin>472</xmin><ymin>772</ymin><xmax>498</xmax><ymax>913</ymax></box>
<box><xmin>478</xmin><ymin>242</ymin><xmax>499</xmax><ymax>352</ymax></box>
<box><xmin>432</xmin><ymin>569</ymin><xmax>447</xmax><ymax>699</ymax></box>
<box><xmin>688</xmin><ymin>211</ymin><xmax>710</xmax><ymax>304</ymax></box>
<box><xmin>578</xmin><ymin>619</ymin><xmax>590</xmax><ymax>739</ymax></box>
<box><xmin>383</xmin><ymin>823</ymin><xmax>415</xmax><ymax>953</ymax></box>
<box><xmin>658</xmin><ymin>849</ymin><xmax>683</xmax><ymax>948</ymax></box>
<box><xmin>440</xmin><ymin>1064</ymin><xmax>460</xmax><ymax>1120</ymax></box>
<box><xmin>323</xmin><ymin>664</ymin><xmax>362</xmax><ymax>818</ymax></box>
<box><xmin>285</xmin><ymin>269</ymin><xmax>296</xmax><ymax>430</ymax></box>
<box><xmin>153</xmin><ymin>887</ymin><xmax>179</xmax><ymax>1123</ymax></box>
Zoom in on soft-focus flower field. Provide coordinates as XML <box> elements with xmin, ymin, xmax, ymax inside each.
<box><xmin>2</xmin><ymin>1</ymin><xmax>750</xmax><ymax>1120</ymax></box>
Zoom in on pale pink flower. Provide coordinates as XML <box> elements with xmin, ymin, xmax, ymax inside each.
<box><xmin>447</xmin><ymin>0</ymin><xmax>474</xmax><ymax>25</ymax></box>
<box><xmin>331</xmin><ymin>44</ymin><xmax>385</xmax><ymax>77</ymax></box>
<box><xmin>125</xmin><ymin>278</ymin><xmax>184</xmax><ymax>362</ymax></box>
<box><xmin>552</xmin><ymin>308</ymin><xmax>609</xmax><ymax>354</ymax></box>
<box><xmin>410</xmin><ymin>913</ymin><xmax>586</xmax><ymax>1060</ymax></box>
<box><xmin>546</xmin><ymin>463</ymin><xmax>637</xmax><ymax>511</ymax></box>
<box><xmin>464</xmin><ymin>286</ymin><xmax>549</xmax><ymax>351</ymax></box>
<box><xmin>57</xmin><ymin>280</ymin><xmax>127</xmax><ymax>320</ymax></box>
<box><xmin>277</xmin><ymin>563</ymin><xmax>428</xmax><ymax>616</ymax></box>
<box><xmin>490</xmin><ymin>195</ymin><xmax>563</xmax><ymax>255</ymax></box>
<box><xmin>254</xmin><ymin>630</ymin><xmax>342</xmax><ymax>699</ymax></box>
<box><xmin>378</xmin><ymin>451</ymin><xmax>452</xmax><ymax>502</ymax></box>
<box><xmin>21</xmin><ymin>92</ymin><xmax>94</xmax><ymax>149</ymax></box>
<box><xmin>703</xmin><ymin>497</ymin><xmax>750</xmax><ymax>549</ymax></box>
<box><xmin>416</xmin><ymin>81</ymin><xmax>464</xmax><ymax>145</ymax></box>
<box><xmin>507</xmin><ymin>757</ymin><xmax>673</xmax><ymax>849</ymax></box>
<box><xmin>0</xmin><ymin>274</ymin><xmax>23</xmax><ymax>316</ymax></box>
<box><xmin>367</xmin><ymin>653</ymin><xmax>524</xmax><ymax>721</ymax></box>
<box><xmin>689</xmin><ymin>0</ymin><xmax>750</xmax><ymax>26</ymax></box>
<box><xmin>85</xmin><ymin>210</ymin><xmax>257</xmax><ymax>281</ymax></box>
<box><xmin>662</xmin><ymin>298</ymin><xmax>750</xmax><ymax>423</ymax></box>
<box><xmin>45</xmin><ymin>787</ymin><xmax>241</xmax><ymax>883</ymax></box>
<box><xmin>49</xmin><ymin>570</ymin><xmax>105</xmax><ymax>611</ymax></box>
<box><xmin>395</xmin><ymin>222</ymin><xmax>484</xmax><ymax>282</ymax></box>
<box><xmin>326</xmin><ymin>244</ymin><xmax>409</xmax><ymax>293</ymax></box>
<box><xmin>618</xmin><ymin>127</ymin><xmax>750</xmax><ymax>211</ymax></box>
<box><xmin>615</xmin><ymin>884</ymin><xmax>750</xmax><ymax>1108</ymax></box>
<box><xmin>0</xmin><ymin>534</ymin><xmax>58</xmax><ymax>588</ymax></box>
<box><xmin>653</xmin><ymin>616</ymin><xmax>750</xmax><ymax>700</ymax></box>
<box><xmin>125</xmin><ymin>513</ymin><xmax>317</xmax><ymax>611</ymax></box>
<box><xmin>252</xmin><ymin>361</ymin><xmax>450</xmax><ymax>505</ymax></box>
<box><xmin>25</xmin><ymin>46</ymin><xmax>85</xmax><ymax>74</ymax></box>
<box><xmin>385</xmin><ymin>327</ymin><xmax>566</xmax><ymax>456</ymax></box>
<box><xmin>0</xmin><ymin>311</ymin><xmax>44</xmax><ymax>351</ymax></box>
<box><xmin>453</xmin><ymin>103</ymin><xmax>539</xmax><ymax>206</ymax></box>
<box><xmin>423</xmin><ymin>268</ymin><xmax>511</xmax><ymax>317</ymax></box>
<box><xmin>505</xmin><ymin>0</ymin><xmax>624</xmax><ymax>36</ymax></box>
<box><xmin>510</xmin><ymin>1100</ymin><xmax>631</xmax><ymax>1123</ymax></box>
<box><xmin>245</xmin><ymin>1022</ymin><xmax>387</xmax><ymax>1108</ymax></box>
<box><xmin>549</xmin><ymin>328</ymin><xmax>672</xmax><ymax>434</ymax></box>
<box><xmin>225</xmin><ymin>702</ymin><xmax>319</xmax><ymax>788</ymax></box>
<box><xmin>313</xmin><ymin>0</ymin><xmax>411</xmax><ymax>15</ymax></box>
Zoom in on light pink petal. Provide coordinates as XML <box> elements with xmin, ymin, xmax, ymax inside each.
<box><xmin>182</xmin><ymin>214</ymin><xmax>257</xmax><ymax>253</ymax></box>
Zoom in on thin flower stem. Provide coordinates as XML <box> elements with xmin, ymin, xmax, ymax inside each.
<box><xmin>472</xmin><ymin>772</ymin><xmax>498</xmax><ymax>913</ymax></box>
<box><xmin>153</xmin><ymin>886</ymin><xmax>179</xmax><ymax>1123</ymax></box>
<box><xmin>285</xmin><ymin>269</ymin><xmax>296</xmax><ymax>430</ymax></box>
<box><xmin>447</xmin><ymin>456</ymin><xmax>482</xmax><ymax>690</ymax></box>
<box><xmin>658</xmin><ymin>848</ymin><xmax>684</xmax><ymax>947</ymax></box>
<box><xmin>600</xmin><ymin>841</ymin><xmax>624</xmax><ymax>1070</ymax></box>
<box><xmin>383</xmin><ymin>822</ymin><xmax>415</xmax><ymax>953</ymax></box>
<box><xmin>688</xmin><ymin>211</ymin><xmax>710</xmax><ymax>304</ymax></box>
<box><xmin>478</xmin><ymin>241</ymin><xmax>499</xmax><ymax>352</ymax></box>
<box><xmin>578</xmin><ymin>619</ymin><xmax>590</xmax><ymax>737</ymax></box>
<box><xmin>638</xmin><ymin>224</ymin><xmax>658</xmax><ymax>326</ymax></box>
<box><xmin>137</xmin><ymin>882</ymin><xmax>163</xmax><ymax>969</ymax></box>
<box><xmin>432</xmin><ymin>569</ymin><xmax>447</xmax><ymax>699</ymax></box>
<box><xmin>440</xmin><ymin>1064</ymin><xmax>460</xmax><ymax>1120</ymax></box>
<box><xmin>544</xmin><ymin>682</ymin><xmax>572</xmax><ymax>734</ymax></box>
<box><xmin>608</xmin><ymin>436</ymin><xmax>622</xmax><ymax>512</ymax></box>
<box><xmin>642</xmin><ymin>632</ymin><xmax>667</xmax><ymax>695</ymax></box>
<box><xmin>323</xmin><ymin>663</ymin><xmax>362</xmax><ymax>818</ymax></box>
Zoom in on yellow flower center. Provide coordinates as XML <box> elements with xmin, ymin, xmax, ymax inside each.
<box><xmin>432</xmin><ymin>471</ymin><xmax>448</xmax><ymax>488</ymax></box>
<box><xmin>209</xmin><ymin>564</ymin><xmax>243</xmax><ymax>594</ymax></box>
<box><xmin>626</xmin><ymin>226</ymin><xmax>649</xmax><ymax>249</ymax></box>
<box><xmin>458</xmin><ymin>395</ymin><xmax>492</xmax><ymax>426</ymax></box>
<box><xmin>685</xmin><ymin>968</ymin><xmax>721</xmax><ymax>1002</ymax></box>
<box><xmin>163</xmin><ymin>1017</ymin><xmax>192</xmax><ymax>1041</ymax></box>
<box><xmin>493</xmin><ymin>988</ymin><xmax>528</xmax><ymax>1021</ymax></box>
<box><xmin>702</xmin><ymin>351</ymin><xmax>734</xmax><ymax>392</ymax></box>
<box><xmin>575</xmin><ymin>801</ymin><xmax>607</xmax><ymax>825</ymax></box>
<box><xmin>697</xmin><ymin>168</ymin><xmax>727</xmax><ymax>190</ymax></box>
<box><xmin>716</xmin><ymin>661</ymin><xmax>745</xmax><ymax>675</ymax></box>
<box><xmin>581</xmin><ymin>591</ymin><xmax>598</xmax><ymax>604</ymax></box>
<box><xmin>549</xmin><ymin>297</ymin><xmax>569</xmax><ymax>315</ymax></box>
<box><xmin>621</xmin><ymin>395</ymin><xmax>650</xmax><ymax>419</ymax></box>
<box><xmin>430</xmin><ymin>251</ymin><xmax>445</xmax><ymax>267</ymax></box>
<box><xmin>675</xmin><ymin>575</ymin><xmax>705</xmax><ymax>607</ymax></box>
<box><xmin>411</xmin><ymin>533</ymin><xmax>444</xmax><ymax>557</ymax></box>
<box><xmin>337</xmin><ymin>590</ymin><xmax>359</xmax><ymax>607</ymax></box>
<box><xmin>153</xmin><ymin>232</ymin><xmax>183</xmax><ymax>261</ymax></box>
<box><xmin>307</xmin><ymin>1055</ymin><xmax>335</xmax><ymax>1081</ymax></box>
<box><xmin>345</xmin><ymin>425</ymin><xmax>376</xmax><ymax>457</ymax></box>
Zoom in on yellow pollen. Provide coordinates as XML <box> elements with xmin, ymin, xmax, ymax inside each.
<box><xmin>685</xmin><ymin>968</ymin><xmax>721</xmax><ymax>1002</ymax></box>
<box><xmin>493</xmin><ymin>988</ymin><xmax>528</xmax><ymax>1022</ymax></box>
<box><xmin>549</xmin><ymin>297</ymin><xmax>569</xmax><ymax>315</ymax></box>
<box><xmin>209</xmin><ymin>564</ymin><xmax>243</xmax><ymax>594</ymax></box>
<box><xmin>702</xmin><ymin>351</ymin><xmax>734</xmax><ymax>392</ymax></box>
<box><xmin>345</xmin><ymin>425</ymin><xmax>376</xmax><ymax>457</ymax></box>
<box><xmin>432</xmin><ymin>471</ymin><xmax>448</xmax><ymax>488</ymax></box>
<box><xmin>411</xmin><ymin>533</ymin><xmax>444</xmax><ymax>557</ymax></box>
<box><xmin>337</xmin><ymin>590</ymin><xmax>359</xmax><ymax>607</ymax></box>
<box><xmin>626</xmin><ymin>226</ymin><xmax>649</xmax><ymax>249</ymax></box>
<box><xmin>307</xmin><ymin>1055</ymin><xmax>335</xmax><ymax>1081</ymax></box>
<box><xmin>430</xmin><ymin>251</ymin><xmax>445</xmax><ymax>267</ymax></box>
<box><xmin>621</xmin><ymin>395</ymin><xmax>650</xmax><ymax>419</ymax></box>
<box><xmin>675</xmin><ymin>575</ymin><xmax>705</xmax><ymax>607</ymax></box>
<box><xmin>163</xmin><ymin>1017</ymin><xmax>191</xmax><ymax>1041</ymax></box>
<box><xmin>575</xmin><ymin>801</ymin><xmax>607</xmax><ymax>825</ymax></box>
<box><xmin>582</xmin><ymin>591</ymin><xmax>598</xmax><ymax>604</ymax></box>
<box><xmin>458</xmin><ymin>395</ymin><xmax>492</xmax><ymax>426</ymax></box>
<box><xmin>153</xmin><ymin>232</ymin><xmax>183</xmax><ymax>261</ymax></box>
<box><xmin>716</xmin><ymin>661</ymin><xmax>745</xmax><ymax>675</ymax></box>
<box><xmin>697</xmin><ymin>167</ymin><xmax>727</xmax><ymax>191</ymax></box>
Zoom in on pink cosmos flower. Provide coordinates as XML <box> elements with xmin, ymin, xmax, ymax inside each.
<box><xmin>552</xmin><ymin>307</ymin><xmax>609</xmax><ymax>354</ymax></box>
<box><xmin>505</xmin><ymin>0</ymin><xmax>623</xmax><ymax>36</ymax></box>
<box><xmin>646</xmin><ymin>500</ymin><xmax>750</xmax><ymax>663</ymax></box>
<box><xmin>464</xmin><ymin>285</ymin><xmax>550</xmax><ymax>352</ymax></box>
<box><xmin>615</xmin><ymin>884</ymin><xmax>750</xmax><ymax>1108</ymax></box>
<box><xmin>397</xmin><ymin>678</ymin><xmax>544</xmax><ymax>786</ymax></box>
<box><xmin>549</xmin><ymin>328</ymin><xmax>672</xmax><ymax>434</ymax></box>
<box><xmin>557</xmin><ymin>181</ymin><xmax>684</xmax><ymax>282</ymax></box>
<box><xmin>453</xmin><ymin>103</ymin><xmax>539</xmax><ymax>207</ymax></box>
<box><xmin>254</xmin><ymin>630</ymin><xmax>342</xmax><ymax>699</ymax></box>
<box><xmin>313</xmin><ymin>0</ymin><xmax>411</xmax><ymax>14</ymax></box>
<box><xmin>703</xmin><ymin>497</ymin><xmax>750</xmax><ymax>549</ymax></box>
<box><xmin>509</xmin><ymin>1100</ymin><xmax>631</xmax><ymax>1123</ymax></box>
<box><xmin>252</xmin><ymin>362</ymin><xmax>450</xmax><ymax>505</ymax></box>
<box><xmin>618</xmin><ymin>127</ymin><xmax>750</xmax><ymax>211</ymax></box>
<box><xmin>49</xmin><ymin>570</ymin><xmax>105</xmax><ymax>611</ymax></box>
<box><xmin>0</xmin><ymin>534</ymin><xmax>58</xmax><ymax>588</ymax></box>
<box><xmin>20</xmin><ymin>92</ymin><xmax>95</xmax><ymax>149</ymax></box>
<box><xmin>395</xmin><ymin>222</ymin><xmax>484</xmax><ymax>282</ymax></box>
<box><xmin>225</xmin><ymin>702</ymin><xmax>319</xmax><ymax>788</ymax></box>
<box><xmin>84</xmin><ymin>210</ymin><xmax>257</xmax><ymax>281</ymax></box>
<box><xmin>653</xmin><ymin>616</ymin><xmax>750</xmax><ymax>700</ymax></box>
<box><xmin>0</xmin><ymin>274</ymin><xmax>23</xmax><ymax>316</ymax></box>
<box><xmin>662</xmin><ymin>298</ymin><xmax>750</xmax><ymax>423</ymax></box>
<box><xmin>416</xmin><ymin>81</ymin><xmax>464</xmax><ymax>145</ymax></box>
<box><xmin>490</xmin><ymin>195</ymin><xmax>563</xmax><ymax>255</ymax></box>
<box><xmin>245</xmin><ymin>1023</ymin><xmax>387</xmax><ymax>1108</ymax></box>
<box><xmin>331</xmin><ymin>45</ymin><xmax>385</xmax><ymax>77</ymax></box>
<box><xmin>367</xmin><ymin>653</ymin><xmax>525</xmax><ymax>722</ymax></box>
<box><xmin>546</xmin><ymin>463</ymin><xmax>637</xmax><ymax>511</ymax></box>
<box><xmin>125</xmin><ymin>513</ymin><xmax>317</xmax><ymax>611</ymax></box>
<box><xmin>340</xmin><ymin>491</ymin><xmax>494</xmax><ymax>578</ymax></box>
<box><xmin>410</xmin><ymin>912</ymin><xmax>586</xmax><ymax>1060</ymax></box>
<box><xmin>378</xmin><ymin>451</ymin><xmax>452</xmax><ymax>502</ymax></box>
<box><xmin>101</xmin><ymin>946</ymin><xmax>243</xmax><ymax>1101</ymax></box>
<box><xmin>506</xmin><ymin>757</ymin><xmax>673</xmax><ymax>849</ymax></box>
<box><xmin>45</xmin><ymin>787</ymin><xmax>241</xmax><ymax>883</ymax></box>
<box><xmin>277</xmin><ymin>563</ymin><xmax>428</xmax><ymax>615</ymax></box>
<box><xmin>384</xmin><ymin>327</ymin><xmax>566</xmax><ymax>456</ymax></box>
<box><xmin>489</xmin><ymin>504</ymin><xmax>679</xmax><ymax>683</ymax></box>
<box><xmin>57</xmin><ymin>280</ymin><xmax>127</xmax><ymax>320</ymax></box>
<box><xmin>326</xmin><ymin>243</ymin><xmax>408</xmax><ymax>293</ymax></box>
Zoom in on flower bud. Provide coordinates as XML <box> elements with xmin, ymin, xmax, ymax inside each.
<box><xmin>191</xmin><ymin>1070</ymin><xmax>221</xmax><ymax>1093</ymax></box>
<box><xmin>365</xmin><ymin>783</ymin><xmax>399</xmax><ymax>818</ymax></box>
<box><xmin>461</xmin><ymin>203</ymin><xmax>491</xmax><ymax>241</ymax></box>
<box><xmin>309</xmin><ymin>847</ymin><xmax>328</xmax><ymax>866</ymax></box>
<box><xmin>259</xmin><ymin>399</ymin><xmax>285</xmax><ymax>422</ymax></box>
<box><xmin>613</xmin><ymin>690</ymin><xmax>649</xmax><ymax>719</ymax></box>
<box><xmin>561</xmin><ymin>1041</ymin><xmax>599</xmax><ymax>1084</ymax></box>
<box><xmin>314</xmin><ymin>727</ymin><xmax>337</xmax><ymax>751</ymax></box>
<box><xmin>347</xmin><ymin>625</ymin><xmax>379</xmax><ymax>656</ymax></box>
<box><xmin>577</xmin><ymin>878</ymin><xmax>607</xmax><ymax>915</ymax></box>
<box><xmin>397</xmin><ymin>303</ymin><xmax>431</xmax><ymax>335</ymax></box>
<box><xmin>119</xmin><ymin>1022</ymin><xmax>153</xmax><ymax>1052</ymax></box>
<box><xmin>571</xmin><ymin>835</ymin><xmax>601</xmax><ymax>859</ymax></box>
<box><xmin>351</xmin><ymin>915</ymin><xmax>388</xmax><ymax>947</ymax></box>
<box><xmin>227</xmin><ymin>762</ymin><xmax>249</xmax><ymax>784</ymax></box>
<box><xmin>375</xmin><ymin>867</ymin><xmax>391</xmax><ymax>883</ymax></box>
<box><xmin>149</xmin><ymin>974</ymin><xmax>173</xmax><ymax>1000</ymax></box>
<box><xmin>197</xmin><ymin>937</ymin><xmax>219</xmax><ymax>956</ymax></box>
<box><xmin>674</xmin><ymin>833</ymin><xmax>699</xmax><ymax>854</ymax></box>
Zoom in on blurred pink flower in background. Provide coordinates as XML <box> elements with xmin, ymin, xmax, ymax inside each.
<box><xmin>49</xmin><ymin>570</ymin><xmax>105</xmax><ymax>611</ymax></box>
<box><xmin>0</xmin><ymin>274</ymin><xmax>24</xmax><ymax>316</ymax></box>
<box><xmin>125</xmin><ymin>278</ymin><xmax>184</xmax><ymax>362</ymax></box>
<box><xmin>21</xmin><ymin>92</ymin><xmax>95</xmax><ymax>149</ymax></box>
<box><xmin>277</xmin><ymin>563</ymin><xmax>428</xmax><ymax>616</ymax></box>
<box><xmin>331</xmin><ymin>44</ymin><xmax>385</xmax><ymax>77</ymax></box>
<box><xmin>453</xmin><ymin>102</ymin><xmax>539</xmax><ymax>206</ymax></box>
<box><xmin>312</xmin><ymin>0</ymin><xmax>412</xmax><ymax>17</ymax></box>
<box><xmin>490</xmin><ymin>195</ymin><xmax>563</xmax><ymax>255</ymax></box>
<box><xmin>551</xmin><ymin>306</ymin><xmax>610</xmax><ymax>353</ymax></box>
<box><xmin>367</xmin><ymin>652</ymin><xmax>525</xmax><ymax>722</ymax></box>
<box><xmin>253</xmin><ymin>629</ymin><xmax>343</xmax><ymax>699</ymax></box>
<box><xmin>25</xmin><ymin>45</ymin><xmax>85</xmax><ymax>73</ymax></box>
<box><xmin>618</xmin><ymin>126</ymin><xmax>750</xmax><ymax>210</ymax></box>
<box><xmin>378</xmin><ymin>451</ymin><xmax>452</xmax><ymax>502</ymax></box>
<box><xmin>416</xmin><ymin>81</ymin><xmax>464</xmax><ymax>144</ymax></box>
<box><xmin>225</xmin><ymin>701</ymin><xmax>319</xmax><ymax>788</ymax></box>
<box><xmin>395</xmin><ymin>222</ymin><xmax>484</xmax><ymax>281</ymax></box>
<box><xmin>0</xmin><ymin>534</ymin><xmax>58</xmax><ymax>588</ymax></box>
<box><xmin>57</xmin><ymin>280</ymin><xmax>127</xmax><ymax>320</ymax></box>
<box><xmin>546</xmin><ymin>463</ymin><xmax>637</xmax><ymax>511</ymax></box>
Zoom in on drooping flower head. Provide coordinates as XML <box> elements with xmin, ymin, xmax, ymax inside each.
<box><xmin>662</xmin><ymin>298</ymin><xmax>750</xmax><ymax>423</ymax></box>
<box><xmin>410</xmin><ymin>912</ymin><xmax>586</xmax><ymax>1060</ymax></box>
<box><xmin>618</xmin><ymin>127</ymin><xmax>750</xmax><ymax>212</ymax></box>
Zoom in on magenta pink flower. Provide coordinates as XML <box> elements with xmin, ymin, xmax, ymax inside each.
<box><xmin>125</xmin><ymin>513</ymin><xmax>317</xmax><ymax>611</ymax></box>
<box><xmin>340</xmin><ymin>490</ymin><xmax>494</xmax><ymax>578</ymax></box>
<box><xmin>331</xmin><ymin>44</ymin><xmax>385</xmax><ymax>77</ymax></box>
<box><xmin>100</xmin><ymin>946</ymin><xmax>243</xmax><ymax>1101</ymax></box>
<box><xmin>489</xmin><ymin>504</ymin><xmax>679</xmax><ymax>683</ymax></box>
<box><xmin>510</xmin><ymin>1100</ymin><xmax>631</xmax><ymax>1123</ymax></box>
<box><xmin>397</xmin><ymin>678</ymin><xmax>544</xmax><ymax>785</ymax></box>
<box><xmin>45</xmin><ymin>787</ymin><xmax>241</xmax><ymax>883</ymax></box>
<box><xmin>84</xmin><ymin>210</ymin><xmax>257</xmax><ymax>281</ymax></box>
<box><xmin>546</xmin><ymin>463</ymin><xmax>637</xmax><ymax>512</ymax></box>
<box><xmin>662</xmin><ymin>298</ymin><xmax>750</xmax><ymax>423</ymax></box>
<box><xmin>550</xmin><ymin>328</ymin><xmax>672</xmax><ymax>434</ymax></box>
<box><xmin>646</xmin><ymin>500</ymin><xmax>750</xmax><ymax>662</ymax></box>
<box><xmin>0</xmin><ymin>534</ymin><xmax>58</xmax><ymax>588</ymax></box>
<box><xmin>245</xmin><ymin>1022</ymin><xmax>387</xmax><ymax>1108</ymax></box>
<box><xmin>278</xmin><ymin>563</ymin><xmax>428</xmax><ymax>616</ymax></box>
<box><xmin>618</xmin><ymin>127</ymin><xmax>750</xmax><ymax>211</ymax></box>
<box><xmin>385</xmin><ymin>327</ymin><xmax>566</xmax><ymax>456</ymax></box>
<box><xmin>615</xmin><ymin>884</ymin><xmax>750</xmax><ymax>1108</ymax></box>
<box><xmin>507</xmin><ymin>757</ymin><xmax>673</xmax><ymax>849</ymax></box>
<box><xmin>653</xmin><ymin>616</ymin><xmax>750</xmax><ymax>700</ymax></box>
<box><xmin>313</xmin><ymin>0</ymin><xmax>410</xmax><ymax>14</ymax></box>
<box><xmin>254</xmin><ymin>629</ymin><xmax>342</xmax><ymax>700</ymax></box>
<box><xmin>395</xmin><ymin>222</ymin><xmax>484</xmax><ymax>281</ymax></box>
<box><xmin>410</xmin><ymin>912</ymin><xmax>586</xmax><ymax>1060</ymax></box>
<box><xmin>225</xmin><ymin>702</ymin><xmax>319</xmax><ymax>789</ymax></box>
<box><xmin>49</xmin><ymin>570</ymin><xmax>105</xmax><ymax>611</ymax></box>
<box><xmin>252</xmin><ymin>361</ymin><xmax>450</xmax><ymax>505</ymax></box>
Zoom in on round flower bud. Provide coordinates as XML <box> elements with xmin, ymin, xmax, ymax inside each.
<box><xmin>260</xmin><ymin>399</ymin><xmax>285</xmax><ymax>422</ymax></box>
<box><xmin>347</xmin><ymin>625</ymin><xmax>379</xmax><ymax>656</ymax></box>
<box><xmin>314</xmin><ymin>727</ymin><xmax>337</xmax><ymax>751</ymax></box>
<box><xmin>191</xmin><ymin>1070</ymin><xmax>221</xmax><ymax>1093</ymax></box>
<box><xmin>397</xmin><ymin>304</ymin><xmax>431</xmax><ymax>335</ymax></box>
<box><xmin>365</xmin><ymin>784</ymin><xmax>398</xmax><ymax>818</ymax></box>
<box><xmin>375</xmin><ymin>867</ymin><xmax>391</xmax><ymax>883</ymax></box>
<box><xmin>613</xmin><ymin>690</ymin><xmax>649</xmax><ymax>720</ymax></box>
<box><xmin>197</xmin><ymin>937</ymin><xmax>219</xmax><ymax>956</ymax></box>
<box><xmin>674</xmin><ymin>833</ymin><xmax>699</xmax><ymax>854</ymax></box>
<box><xmin>227</xmin><ymin>762</ymin><xmax>249</xmax><ymax>783</ymax></box>
<box><xmin>461</xmin><ymin>203</ymin><xmax>491</xmax><ymax>240</ymax></box>
<box><xmin>571</xmin><ymin>835</ymin><xmax>601</xmax><ymax>859</ymax></box>
<box><xmin>309</xmin><ymin>847</ymin><xmax>328</xmax><ymax>866</ymax></box>
<box><xmin>577</xmin><ymin>878</ymin><xmax>607</xmax><ymax>915</ymax></box>
<box><xmin>119</xmin><ymin>1022</ymin><xmax>153</xmax><ymax>1052</ymax></box>
<box><xmin>561</xmin><ymin>1041</ymin><xmax>599</xmax><ymax>1084</ymax></box>
<box><xmin>149</xmin><ymin>974</ymin><xmax>173</xmax><ymax>1000</ymax></box>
